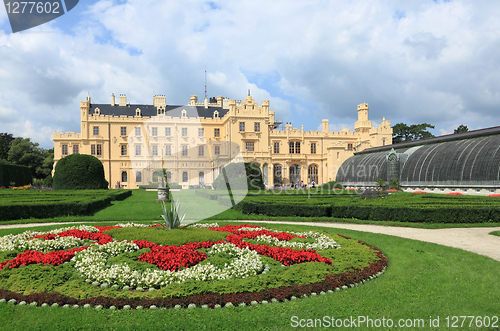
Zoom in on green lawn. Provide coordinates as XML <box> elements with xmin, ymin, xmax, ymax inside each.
<box><xmin>0</xmin><ymin>222</ymin><xmax>498</xmax><ymax>330</ymax></box>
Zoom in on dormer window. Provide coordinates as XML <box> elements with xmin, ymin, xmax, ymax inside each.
<box><xmin>135</xmin><ymin>108</ymin><xmax>142</xmax><ymax>116</ymax></box>
<box><xmin>94</xmin><ymin>108</ymin><xmax>100</xmax><ymax>115</ymax></box>
<box><xmin>213</xmin><ymin>111</ymin><xmax>219</xmax><ymax>118</ymax></box>
<box><xmin>182</xmin><ymin>109</ymin><xmax>187</xmax><ymax>118</ymax></box>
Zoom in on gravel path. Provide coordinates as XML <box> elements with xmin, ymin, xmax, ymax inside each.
<box><xmin>1</xmin><ymin>221</ymin><xmax>499</xmax><ymax>262</ymax></box>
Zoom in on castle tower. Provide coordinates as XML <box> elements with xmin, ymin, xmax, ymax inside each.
<box><xmin>355</xmin><ymin>103</ymin><xmax>372</xmax><ymax>133</ymax></box>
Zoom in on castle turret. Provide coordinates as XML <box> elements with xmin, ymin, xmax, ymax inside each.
<box><xmin>355</xmin><ymin>103</ymin><xmax>372</xmax><ymax>133</ymax></box>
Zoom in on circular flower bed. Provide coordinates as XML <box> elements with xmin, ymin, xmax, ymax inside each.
<box><xmin>445</xmin><ymin>192</ymin><xmax>464</xmax><ymax>195</ymax></box>
<box><xmin>0</xmin><ymin>223</ymin><xmax>387</xmax><ymax>309</ymax></box>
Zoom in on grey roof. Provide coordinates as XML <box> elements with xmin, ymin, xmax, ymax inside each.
<box><xmin>89</xmin><ymin>104</ymin><xmax>229</xmax><ymax>119</ymax></box>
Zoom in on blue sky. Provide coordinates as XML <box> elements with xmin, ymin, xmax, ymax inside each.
<box><xmin>1</xmin><ymin>0</ymin><xmax>500</xmax><ymax>149</ymax></box>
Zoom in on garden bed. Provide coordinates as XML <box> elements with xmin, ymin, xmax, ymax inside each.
<box><xmin>0</xmin><ymin>223</ymin><xmax>387</xmax><ymax>309</ymax></box>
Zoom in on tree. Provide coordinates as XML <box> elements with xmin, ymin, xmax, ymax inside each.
<box><xmin>0</xmin><ymin>140</ymin><xmax>7</xmax><ymax>160</ymax></box>
<box><xmin>392</xmin><ymin>123</ymin><xmax>435</xmax><ymax>144</ymax></box>
<box><xmin>454</xmin><ymin>124</ymin><xmax>469</xmax><ymax>134</ymax></box>
<box><xmin>7</xmin><ymin>137</ymin><xmax>45</xmax><ymax>178</ymax></box>
<box><xmin>53</xmin><ymin>154</ymin><xmax>108</xmax><ymax>189</ymax></box>
<box><xmin>0</xmin><ymin>133</ymin><xmax>14</xmax><ymax>152</ymax></box>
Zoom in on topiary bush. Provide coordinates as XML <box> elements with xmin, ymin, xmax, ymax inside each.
<box><xmin>213</xmin><ymin>162</ymin><xmax>265</xmax><ymax>191</ymax></box>
<box><xmin>53</xmin><ymin>154</ymin><xmax>108</xmax><ymax>189</ymax></box>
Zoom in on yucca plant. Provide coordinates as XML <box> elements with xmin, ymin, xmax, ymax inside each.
<box><xmin>156</xmin><ymin>199</ymin><xmax>188</xmax><ymax>230</ymax></box>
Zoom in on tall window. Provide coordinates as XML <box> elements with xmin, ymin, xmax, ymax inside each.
<box><xmin>121</xmin><ymin>145</ymin><xmax>127</xmax><ymax>156</ymax></box>
<box><xmin>198</xmin><ymin>145</ymin><xmax>204</xmax><ymax>156</ymax></box>
<box><xmin>214</xmin><ymin>128</ymin><xmax>220</xmax><ymax>137</ymax></box>
<box><xmin>182</xmin><ymin>128</ymin><xmax>188</xmax><ymax>137</ymax></box>
<box><xmin>273</xmin><ymin>142</ymin><xmax>280</xmax><ymax>154</ymax></box>
<box><xmin>289</xmin><ymin>142</ymin><xmax>294</xmax><ymax>154</ymax></box>
<box><xmin>239</xmin><ymin>122</ymin><xmax>245</xmax><ymax>132</ymax></box>
<box><xmin>165</xmin><ymin>127</ymin><xmax>171</xmax><ymax>136</ymax></box>
<box><xmin>152</xmin><ymin>145</ymin><xmax>158</xmax><ymax>156</ymax></box>
<box><xmin>62</xmin><ymin>144</ymin><xmax>68</xmax><ymax>156</ymax></box>
<box><xmin>120</xmin><ymin>127</ymin><xmax>127</xmax><ymax>136</ymax></box>
<box><xmin>165</xmin><ymin>145</ymin><xmax>171</xmax><ymax>156</ymax></box>
<box><xmin>347</xmin><ymin>143</ymin><xmax>353</xmax><ymax>151</ymax></box>
<box><xmin>295</xmin><ymin>142</ymin><xmax>300</xmax><ymax>154</ymax></box>
<box><xmin>245</xmin><ymin>142</ymin><xmax>254</xmax><ymax>152</ymax></box>
<box><xmin>91</xmin><ymin>144</ymin><xmax>96</xmax><ymax>155</ymax></box>
<box><xmin>121</xmin><ymin>171</ymin><xmax>127</xmax><ymax>183</ymax></box>
<box><xmin>198</xmin><ymin>128</ymin><xmax>204</xmax><ymax>137</ymax></box>
<box><xmin>214</xmin><ymin>145</ymin><xmax>220</xmax><ymax>155</ymax></box>
<box><xmin>93</xmin><ymin>126</ymin><xmax>99</xmax><ymax>136</ymax></box>
<box><xmin>182</xmin><ymin>145</ymin><xmax>188</xmax><ymax>156</ymax></box>
<box><xmin>254</xmin><ymin>122</ymin><xmax>260</xmax><ymax>132</ymax></box>
<box><xmin>135</xmin><ymin>127</ymin><xmax>141</xmax><ymax>136</ymax></box>
<box><xmin>308</xmin><ymin>165</ymin><xmax>318</xmax><ymax>184</ymax></box>
<box><xmin>72</xmin><ymin>145</ymin><xmax>79</xmax><ymax>154</ymax></box>
<box><xmin>182</xmin><ymin>172</ymin><xmax>188</xmax><ymax>182</ymax></box>
<box><xmin>135</xmin><ymin>171</ymin><xmax>142</xmax><ymax>183</ymax></box>
<box><xmin>135</xmin><ymin>145</ymin><xmax>141</xmax><ymax>156</ymax></box>
<box><xmin>311</xmin><ymin>143</ymin><xmax>316</xmax><ymax>154</ymax></box>
<box><xmin>152</xmin><ymin>127</ymin><xmax>158</xmax><ymax>136</ymax></box>
<box><xmin>96</xmin><ymin>144</ymin><xmax>102</xmax><ymax>156</ymax></box>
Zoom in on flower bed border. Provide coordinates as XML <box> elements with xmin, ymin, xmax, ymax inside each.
<box><xmin>0</xmin><ymin>235</ymin><xmax>388</xmax><ymax>310</ymax></box>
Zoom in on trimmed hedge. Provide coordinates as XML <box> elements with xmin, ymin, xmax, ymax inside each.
<box><xmin>0</xmin><ymin>190</ymin><xmax>131</xmax><ymax>221</ymax></box>
<box><xmin>213</xmin><ymin>162</ymin><xmax>265</xmax><ymax>191</ymax></box>
<box><xmin>0</xmin><ymin>163</ymin><xmax>32</xmax><ymax>187</ymax></box>
<box><xmin>53</xmin><ymin>154</ymin><xmax>108</xmax><ymax>190</ymax></box>
<box><xmin>234</xmin><ymin>192</ymin><xmax>500</xmax><ymax>223</ymax></box>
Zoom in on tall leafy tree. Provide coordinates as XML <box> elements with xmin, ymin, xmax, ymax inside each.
<box><xmin>392</xmin><ymin>123</ymin><xmax>435</xmax><ymax>144</ymax></box>
<box><xmin>0</xmin><ymin>140</ymin><xmax>7</xmax><ymax>160</ymax></box>
<box><xmin>7</xmin><ymin>137</ymin><xmax>45</xmax><ymax>178</ymax></box>
<box><xmin>454</xmin><ymin>124</ymin><xmax>469</xmax><ymax>134</ymax></box>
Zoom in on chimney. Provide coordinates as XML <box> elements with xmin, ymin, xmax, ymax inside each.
<box><xmin>119</xmin><ymin>94</ymin><xmax>127</xmax><ymax>107</ymax></box>
<box><xmin>190</xmin><ymin>95</ymin><xmax>198</xmax><ymax>106</ymax></box>
<box><xmin>111</xmin><ymin>93</ymin><xmax>115</xmax><ymax>106</ymax></box>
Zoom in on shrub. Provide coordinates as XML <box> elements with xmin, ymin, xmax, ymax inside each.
<box><xmin>53</xmin><ymin>154</ymin><xmax>108</xmax><ymax>190</ymax></box>
<box><xmin>213</xmin><ymin>162</ymin><xmax>265</xmax><ymax>191</ymax></box>
<box><xmin>0</xmin><ymin>163</ymin><xmax>32</xmax><ymax>187</ymax></box>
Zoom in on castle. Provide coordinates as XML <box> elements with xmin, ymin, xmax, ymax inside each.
<box><xmin>53</xmin><ymin>93</ymin><xmax>392</xmax><ymax>189</ymax></box>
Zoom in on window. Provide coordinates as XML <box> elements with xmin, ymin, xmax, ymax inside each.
<box><xmin>121</xmin><ymin>145</ymin><xmax>127</xmax><ymax>156</ymax></box>
<box><xmin>135</xmin><ymin>171</ymin><xmax>142</xmax><ymax>183</ymax></box>
<box><xmin>347</xmin><ymin>143</ymin><xmax>353</xmax><ymax>151</ymax></box>
<box><xmin>239</xmin><ymin>122</ymin><xmax>245</xmax><ymax>132</ymax></box>
<box><xmin>198</xmin><ymin>128</ymin><xmax>204</xmax><ymax>137</ymax></box>
<box><xmin>182</xmin><ymin>172</ymin><xmax>188</xmax><ymax>182</ymax></box>
<box><xmin>93</xmin><ymin>126</ymin><xmax>99</xmax><ymax>136</ymax></box>
<box><xmin>152</xmin><ymin>145</ymin><xmax>158</xmax><ymax>156</ymax></box>
<box><xmin>121</xmin><ymin>171</ymin><xmax>127</xmax><ymax>182</ymax></box>
<box><xmin>96</xmin><ymin>144</ymin><xmax>102</xmax><ymax>156</ymax></box>
<box><xmin>62</xmin><ymin>144</ymin><xmax>68</xmax><ymax>156</ymax></box>
<box><xmin>165</xmin><ymin>145</ymin><xmax>171</xmax><ymax>156</ymax></box>
<box><xmin>198</xmin><ymin>145</ymin><xmax>204</xmax><ymax>156</ymax></box>
<box><xmin>245</xmin><ymin>142</ymin><xmax>254</xmax><ymax>152</ymax></box>
<box><xmin>182</xmin><ymin>145</ymin><xmax>188</xmax><ymax>156</ymax></box>
<box><xmin>311</xmin><ymin>143</ymin><xmax>316</xmax><ymax>154</ymax></box>
<box><xmin>308</xmin><ymin>165</ymin><xmax>318</xmax><ymax>184</ymax></box>
<box><xmin>135</xmin><ymin>145</ymin><xmax>141</xmax><ymax>156</ymax></box>
<box><xmin>273</xmin><ymin>142</ymin><xmax>280</xmax><ymax>154</ymax></box>
<box><xmin>214</xmin><ymin>128</ymin><xmax>220</xmax><ymax>137</ymax></box>
<box><xmin>152</xmin><ymin>127</ymin><xmax>158</xmax><ymax>136</ymax></box>
<box><xmin>289</xmin><ymin>142</ymin><xmax>294</xmax><ymax>154</ymax></box>
<box><xmin>214</xmin><ymin>145</ymin><xmax>220</xmax><ymax>155</ymax></box>
<box><xmin>182</xmin><ymin>128</ymin><xmax>188</xmax><ymax>137</ymax></box>
<box><xmin>91</xmin><ymin>144</ymin><xmax>96</xmax><ymax>155</ymax></box>
<box><xmin>135</xmin><ymin>127</ymin><xmax>141</xmax><ymax>136</ymax></box>
<box><xmin>254</xmin><ymin>122</ymin><xmax>260</xmax><ymax>132</ymax></box>
<box><xmin>120</xmin><ymin>127</ymin><xmax>127</xmax><ymax>136</ymax></box>
<box><xmin>295</xmin><ymin>142</ymin><xmax>300</xmax><ymax>154</ymax></box>
<box><xmin>72</xmin><ymin>145</ymin><xmax>79</xmax><ymax>154</ymax></box>
<box><xmin>165</xmin><ymin>127</ymin><xmax>171</xmax><ymax>136</ymax></box>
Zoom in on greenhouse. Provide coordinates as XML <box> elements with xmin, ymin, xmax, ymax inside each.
<box><xmin>336</xmin><ymin>126</ymin><xmax>500</xmax><ymax>194</ymax></box>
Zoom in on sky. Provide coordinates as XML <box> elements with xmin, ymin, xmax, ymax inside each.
<box><xmin>1</xmin><ymin>0</ymin><xmax>500</xmax><ymax>149</ymax></box>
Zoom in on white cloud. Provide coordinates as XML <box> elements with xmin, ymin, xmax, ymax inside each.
<box><xmin>1</xmin><ymin>0</ymin><xmax>500</xmax><ymax>149</ymax></box>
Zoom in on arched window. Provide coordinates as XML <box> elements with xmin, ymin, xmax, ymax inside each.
<box><xmin>122</xmin><ymin>171</ymin><xmax>128</xmax><ymax>182</ymax></box>
<box><xmin>182</xmin><ymin>172</ymin><xmax>188</xmax><ymax>182</ymax></box>
<box><xmin>273</xmin><ymin>165</ymin><xmax>282</xmax><ymax>185</ymax></box>
<box><xmin>308</xmin><ymin>165</ymin><xmax>318</xmax><ymax>184</ymax></box>
<box><xmin>135</xmin><ymin>171</ymin><xmax>142</xmax><ymax>183</ymax></box>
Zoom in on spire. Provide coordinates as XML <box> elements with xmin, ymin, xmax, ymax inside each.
<box><xmin>248</xmin><ymin>89</ymin><xmax>251</xmax><ymax>96</ymax></box>
<box><xmin>204</xmin><ymin>67</ymin><xmax>207</xmax><ymax>99</ymax></box>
